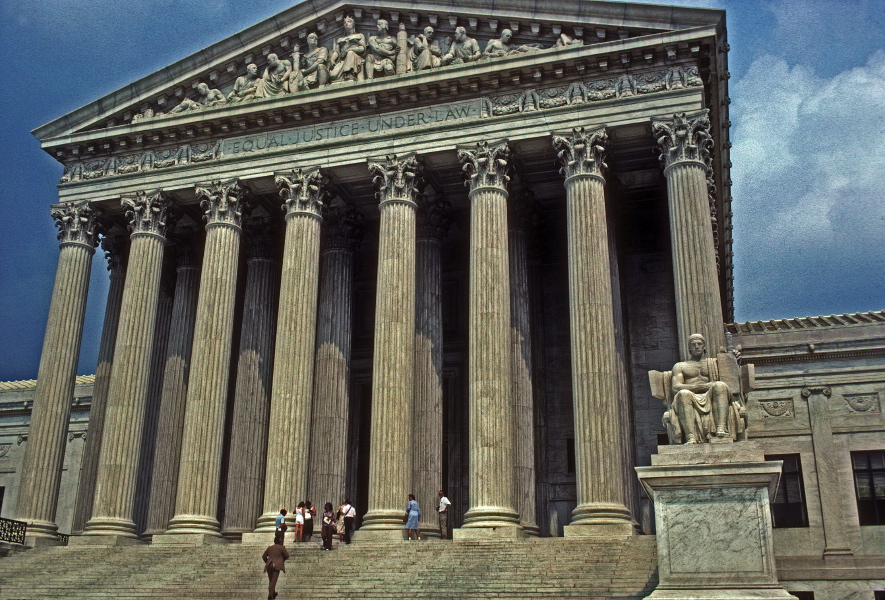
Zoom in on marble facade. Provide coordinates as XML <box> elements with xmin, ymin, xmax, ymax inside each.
<box><xmin>5</xmin><ymin>1</ymin><xmax>883</xmax><ymax>598</ymax></box>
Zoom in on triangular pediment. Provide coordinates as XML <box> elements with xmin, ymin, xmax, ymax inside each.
<box><xmin>33</xmin><ymin>0</ymin><xmax>723</xmax><ymax>151</ymax></box>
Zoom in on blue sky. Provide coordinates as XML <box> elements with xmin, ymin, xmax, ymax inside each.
<box><xmin>0</xmin><ymin>0</ymin><xmax>882</xmax><ymax>381</ymax></box>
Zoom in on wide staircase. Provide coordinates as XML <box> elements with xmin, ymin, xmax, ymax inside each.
<box><xmin>0</xmin><ymin>536</ymin><xmax>658</xmax><ymax>599</ymax></box>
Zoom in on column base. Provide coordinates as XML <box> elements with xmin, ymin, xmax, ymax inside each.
<box><xmin>82</xmin><ymin>516</ymin><xmax>138</xmax><ymax>538</ymax></box>
<box><xmin>568</xmin><ymin>501</ymin><xmax>635</xmax><ymax>535</ymax></box>
<box><xmin>152</xmin><ymin>533</ymin><xmax>228</xmax><ymax>546</ymax></box>
<box><xmin>19</xmin><ymin>519</ymin><xmax>59</xmax><ymax>540</ymax></box>
<box><xmin>69</xmin><ymin>534</ymin><xmax>145</xmax><ymax>547</ymax></box>
<box><xmin>563</xmin><ymin>521</ymin><xmax>635</xmax><ymax>537</ymax></box>
<box><xmin>164</xmin><ymin>514</ymin><xmax>222</xmax><ymax>536</ymax></box>
<box><xmin>645</xmin><ymin>587</ymin><xmax>796</xmax><ymax>600</ymax></box>
<box><xmin>453</xmin><ymin>525</ymin><xmax>525</xmax><ymax>540</ymax></box>
<box><xmin>252</xmin><ymin>511</ymin><xmax>283</xmax><ymax>532</ymax></box>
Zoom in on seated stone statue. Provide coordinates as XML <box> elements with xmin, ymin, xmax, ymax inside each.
<box><xmin>227</xmin><ymin>63</ymin><xmax>260</xmax><ymax>103</ymax></box>
<box><xmin>366</xmin><ymin>19</ymin><xmax>399</xmax><ymax>79</ymax></box>
<box><xmin>292</xmin><ymin>33</ymin><xmax>330</xmax><ymax>90</ymax></box>
<box><xmin>483</xmin><ymin>29</ymin><xmax>540</xmax><ymax>58</ymax></box>
<box><xmin>169</xmin><ymin>83</ymin><xmax>226</xmax><ymax>113</ymax></box>
<box><xmin>330</xmin><ymin>16</ymin><xmax>366</xmax><ymax>82</ymax></box>
<box><xmin>441</xmin><ymin>27</ymin><xmax>481</xmax><ymax>65</ymax></box>
<box><xmin>556</xmin><ymin>32</ymin><xmax>584</xmax><ymax>47</ymax></box>
<box><xmin>649</xmin><ymin>334</ymin><xmax>753</xmax><ymax>444</ymax></box>
<box><xmin>255</xmin><ymin>54</ymin><xmax>292</xmax><ymax>98</ymax></box>
<box><xmin>409</xmin><ymin>26</ymin><xmax>441</xmax><ymax>71</ymax></box>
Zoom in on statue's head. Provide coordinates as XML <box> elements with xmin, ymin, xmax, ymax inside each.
<box><xmin>377</xmin><ymin>19</ymin><xmax>388</xmax><ymax>34</ymax></box>
<box><xmin>197</xmin><ymin>83</ymin><xmax>209</xmax><ymax>95</ymax></box>
<box><xmin>455</xmin><ymin>26</ymin><xmax>467</xmax><ymax>42</ymax></box>
<box><xmin>267</xmin><ymin>53</ymin><xmax>279</xmax><ymax>67</ymax></box>
<box><xmin>501</xmin><ymin>29</ymin><xmax>513</xmax><ymax>42</ymax></box>
<box><xmin>307</xmin><ymin>32</ymin><xmax>318</xmax><ymax>48</ymax></box>
<box><xmin>344</xmin><ymin>16</ymin><xmax>355</xmax><ymax>32</ymax></box>
<box><xmin>688</xmin><ymin>333</ymin><xmax>707</xmax><ymax>357</ymax></box>
<box><xmin>246</xmin><ymin>63</ymin><xmax>258</xmax><ymax>76</ymax></box>
<box><xmin>424</xmin><ymin>26</ymin><xmax>434</xmax><ymax>39</ymax></box>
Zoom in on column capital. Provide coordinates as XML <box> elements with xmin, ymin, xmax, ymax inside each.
<box><xmin>276</xmin><ymin>167</ymin><xmax>328</xmax><ymax>220</ymax></box>
<box><xmin>652</xmin><ymin>110</ymin><xmax>713</xmax><ymax>171</ymax></box>
<box><xmin>322</xmin><ymin>205</ymin><xmax>365</xmax><ymax>252</ymax></box>
<box><xmin>168</xmin><ymin>222</ymin><xmax>203</xmax><ymax>268</ymax></box>
<box><xmin>369</xmin><ymin>153</ymin><xmax>424</xmax><ymax>208</ymax></box>
<box><xmin>50</xmin><ymin>201</ymin><xmax>102</xmax><ymax>249</ymax></box>
<box><xmin>242</xmin><ymin>212</ymin><xmax>278</xmax><ymax>259</ymax></box>
<box><xmin>552</xmin><ymin>126</ymin><xmax>608</xmax><ymax>183</ymax></box>
<box><xmin>195</xmin><ymin>179</ymin><xmax>248</xmax><ymax>230</ymax></box>
<box><xmin>122</xmin><ymin>190</ymin><xmax>172</xmax><ymax>238</ymax></box>
<box><xmin>508</xmin><ymin>185</ymin><xmax>539</xmax><ymax>233</ymax></box>
<box><xmin>801</xmin><ymin>386</ymin><xmax>832</xmax><ymax>398</ymax></box>
<box><xmin>100</xmin><ymin>230</ymin><xmax>130</xmax><ymax>273</ymax></box>
<box><xmin>457</xmin><ymin>140</ymin><xmax>511</xmax><ymax>195</ymax></box>
<box><xmin>416</xmin><ymin>193</ymin><xmax>452</xmax><ymax>241</ymax></box>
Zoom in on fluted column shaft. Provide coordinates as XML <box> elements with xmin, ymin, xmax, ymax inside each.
<box><xmin>508</xmin><ymin>208</ymin><xmax>538</xmax><ymax>536</ymax></box>
<box><xmin>361</xmin><ymin>154</ymin><xmax>420</xmax><ymax>538</ymax></box>
<box><xmin>143</xmin><ymin>253</ymin><xmax>201</xmax><ymax>537</ymax></box>
<box><xmin>85</xmin><ymin>191</ymin><xmax>170</xmax><ymax>538</ymax></box>
<box><xmin>307</xmin><ymin>207</ymin><xmax>362</xmax><ymax>513</ymax></box>
<box><xmin>255</xmin><ymin>169</ymin><xmax>326</xmax><ymax>531</ymax></box>
<box><xmin>166</xmin><ymin>181</ymin><xmax>245</xmax><ymax>536</ymax></box>
<box><xmin>17</xmin><ymin>202</ymin><xmax>99</xmax><ymax>539</ymax></box>
<box><xmin>71</xmin><ymin>236</ymin><xmax>127</xmax><ymax>535</ymax></box>
<box><xmin>456</xmin><ymin>141</ymin><xmax>521</xmax><ymax>535</ymax></box>
<box><xmin>554</xmin><ymin>127</ymin><xmax>633</xmax><ymax>535</ymax></box>
<box><xmin>653</xmin><ymin>111</ymin><xmax>725</xmax><ymax>358</ymax></box>
<box><xmin>413</xmin><ymin>197</ymin><xmax>448</xmax><ymax>536</ymax></box>
<box><xmin>223</xmin><ymin>218</ymin><xmax>279</xmax><ymax>537</ymax></box>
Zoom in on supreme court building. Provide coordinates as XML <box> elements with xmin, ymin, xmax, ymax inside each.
<box><xmin>4</xmin><ymin>1</ymin><xmax>884</xmax><ymax>598</ymax></box>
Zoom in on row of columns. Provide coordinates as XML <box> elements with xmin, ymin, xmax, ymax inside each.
<box><xmin>17</xmin><ymin>109</ymin><xmax>723</xmax><ymax>543</ymax></box>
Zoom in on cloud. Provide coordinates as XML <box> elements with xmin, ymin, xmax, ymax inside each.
<box><xmin>730</xmin><ymin>50</ymin><xmax>885</xmax><ymax>319</ymax></box>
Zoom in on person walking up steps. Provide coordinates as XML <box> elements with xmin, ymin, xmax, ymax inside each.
<box><xmin>262</xmin><ymin>532</ymin><xmax>289</xmax><ymax>600</ymax></box>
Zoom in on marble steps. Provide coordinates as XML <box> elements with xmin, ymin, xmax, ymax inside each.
<box><xmin>0</xmin><ymin>536</ymin><xmax>658</xmax><ymax>599</ymax></box>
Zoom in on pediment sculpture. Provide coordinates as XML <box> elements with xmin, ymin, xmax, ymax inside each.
<box><xmin>649</xmin><ymin>334</ymin><xmax>755</xmax><ymax>445</ymax></box>
<box><xmin>148</xmin><ymin>15</ymin><xmax>590</xmax><ymax>119</ymax></box>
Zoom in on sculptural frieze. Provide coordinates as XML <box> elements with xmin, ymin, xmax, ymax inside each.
<box><xmin>292</xmin><ymin>33</ymin><xmax>330</xmax><ymax>91</ymax></box>
<box><xmin>484</xmin><ymin>29</ymin><xmax>540</xmax><ymax>58</ymax></box>
<box><xmin>256</xmin><ymin>54</ymin><xmax>293</xmax><ymax>98</ymax></box>
<box><xmin>649</xmin><ymin>334</ymin><xmax>754</xmax><ymax>444</ymax></box>
<box><xmin>441</xmin><ymin>27</ymin><xmax>481</xmax><ymax>66</ymax></box>
<box><xmin>366</xmin><ymin>19</ymin><xmax>399</xmax><ymax>79</ymax></box>
<box><xmin>409</xmin><ymin>26</ymin><xmax>442</xmax><ymax>71</ymax></box>
<box><xmin>227</xmin><ymin>63</ymin><xmax>260</xmax><ymax>103</ymax></box>
<box><xmin>169</xmin><ymin>83</ymin><xmax>227</xmax><ymax>113</ymax></box>
<box><xmin>330</xmin><ymin>16</ymin><xmax>366</xmax><ymax>82</ymax></box>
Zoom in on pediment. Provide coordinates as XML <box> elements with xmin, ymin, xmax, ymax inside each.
<box><xmin>33</xmin><ymin>0</ymin><xmax>724</xmax><ymax>153</ymax></box>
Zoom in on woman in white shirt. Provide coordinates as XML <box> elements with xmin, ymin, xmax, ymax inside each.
<box><xmin>294</xmin><ymin>501</ymin><xmax>305</xmax><ymax>543</ymax></box>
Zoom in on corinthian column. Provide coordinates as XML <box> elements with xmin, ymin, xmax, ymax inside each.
<box><xmin>454</xmin><ymin>140</ymin><xmax>522</xmax><ymax>538</ymax></box>
<box><xmin>553</xmin><ymin>126</ymin><xmax>633</xmax><ymax>536</ymax></box>
<box><xmin>413</xmin><ymin>193</ymin><xmax>451</xmax><ymax>538</ymax></box>
<box><xmin>252</xmin><ymin>168</ymin><xmax>327</xmax><ymax>534</ymax></box>
<box><xmin>71</xmin><ymin>233</ymin><xmax>128</xmax><ymax>535</ymax></box>
<box><xmin>81</xmin><ymin>191</ymin><xmax>171</xmax><ymax>541</ymax></box>
<box><xmin>509</xmin><ymin>187</ymin><xmax>539</xmax><ymax>536</ymax></box>
<box><xmin>142</xmin><ymin>226</ymin><xmax>202</xmax><ymax>538</ymax></box>
<box><xmin>652</xmin><ymin>110</ymin><xmax>725</xmax><ymax>358</ymax></box>
<box><xmin>161</xmin><ymin>180</ymin><xmax>246</xmax><ymax>540</ymax></box>
<box><xmin>307</xmin><ymin>206</ymin><xmax>364</xmax><ymax>513</ymax></box>
<box><xmin>222</xmin><ymin>214</ymin><xmax>279</xmax><ymax>539</ymax></box>
<box><xmin>360</xmin><ymin>154</ymin><xmax>421</xmax><ymax>539</ymax></box>
<box><xmin>17</xmin><ymin>201</ymin><xmax>100</xmax><ymax>543</ymax></box>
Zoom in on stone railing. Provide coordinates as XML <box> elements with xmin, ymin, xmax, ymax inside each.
<box><xmin>0</xmin><ymin>517</ymin><xmax>27</xmax><ymax>545</ymax></box>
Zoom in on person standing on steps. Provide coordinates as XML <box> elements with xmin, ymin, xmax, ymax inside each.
<box><xmin>274</xmin><ymin>508</ymin><xmax>288</xmax><ymax>542</ymax></box>
<box><xmin>304</xmin><ymin>500</ymin><xmax>316</xmax><ymax>542</ymax></box>
<box><xmin>437</xmin><ymin>490</ymin><xmax>452</xmax><ymax>540</ymax></box>
<box><xmin>405</xmin><ymin>493</ymin><xmax>421</xmax><ymax>540</ymax></box>
<box><xmin>340</xmin><ymin>499</ymin><xmax>356</xmax><ymax>544</ymax></box>
<box><xmin>262</xmin><ymin>532</ymin><xmax>289</xmax><ymax>600</ymax></box>
<box><xmin>321</xmin><ymin>502</ymin><xmax>337</xmax><ymax>550</ymax></box>
<box><xmin>294</xmin><ymin>501</ymin><xmax>305</xmax><ymax>542</ymax></box>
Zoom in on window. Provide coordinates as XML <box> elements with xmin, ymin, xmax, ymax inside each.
<box><xmin>766</xmin><ymin>454</ymin><xmax>809</xmax><ymax>528</ymax></box>
<box><xmin>789</xmin><ymin>593</ymin><xmax>813</xmax><ymax>600</ymax></box>
<box><xmin>566</xmin><ymin>438</ymin><xmax>575</xmax><ymax>474</ymax></box>
<box><xmin>852</xmin><ymin>450</ymin><xmax>885</xmax><ymax>526</ymax></box>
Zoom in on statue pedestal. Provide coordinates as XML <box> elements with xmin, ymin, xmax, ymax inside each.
<box><xmin>635</xmin><ymin>443</ymin><xmax>794</xmax><ymax>600</ymax></box>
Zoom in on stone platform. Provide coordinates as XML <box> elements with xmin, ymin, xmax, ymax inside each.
<box><xmin>0</xmin><ymin>537</ymin><xmax>658</xmax><ymax>599</ymax></box>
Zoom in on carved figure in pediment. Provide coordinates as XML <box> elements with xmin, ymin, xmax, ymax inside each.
<box><xmin>441</xmin><ymin>27</ymin><xmax>481</xmax><ymax>65</ymax></box>
<box><xmin>330</xmin><ymin>16</ymin><xmax>366</xmax><ymax>82</ymax></box>
<box><xmin>649</xmin><ymin>334</ymin><xmax>751</xmax><ymax>444</ymax></box>
<box><xmin>255</xmin><ymin>54</ymin><xmax>293</xmax><ymax>98</ymax></box>
<box><xmin>556</xmin><ymin>32</ymin><xmax>584</xmax><ymax>47</ymax></box>
<box><xmin>132</xmin><ymin>107</ymin><xmax>155</xmax><ymax>122</ymax></box>
<box><xmin>483</xmin><ymin>29</ymin><xmax>541</xmax><ymax>58</ymax></box>
<box><xmin>227</xmin><ymin>63</ymin><xmax>260</xmax><ymax>103</ymax></box>
<box><xmin>410</xmin><ymin>26</ymin><xmax>441</xmax><ymax>71</ymax></box>
<box><xmin>292</xmin><ymin>33</ymin><xmax>330</xmax><ymax>90</ymax></box>
<box><xmin>170</xmin><ymin>83</ymin><xmax>227</xmax><ymax>113</ymax></box>
<box><xmin>366</xmin><ymin>19</ymin><xmax>399</xmax><ymax>79</ymax></box>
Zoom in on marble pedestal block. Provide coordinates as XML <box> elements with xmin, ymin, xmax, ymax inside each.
<box><xmin>635</xmin><ymin>443</ymin><xmax>794</xmax><ymax>600</ymax></box>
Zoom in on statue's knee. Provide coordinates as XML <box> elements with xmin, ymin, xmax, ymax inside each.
<box><xmin>674</xmin><ymin>390</ymin><xmax>693</xmax><ymax>408</ymax></box>
<box><xmin>711</xmin><ymin>381</ymin><xmax>729</xmax><ymax>396</ymax></box>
